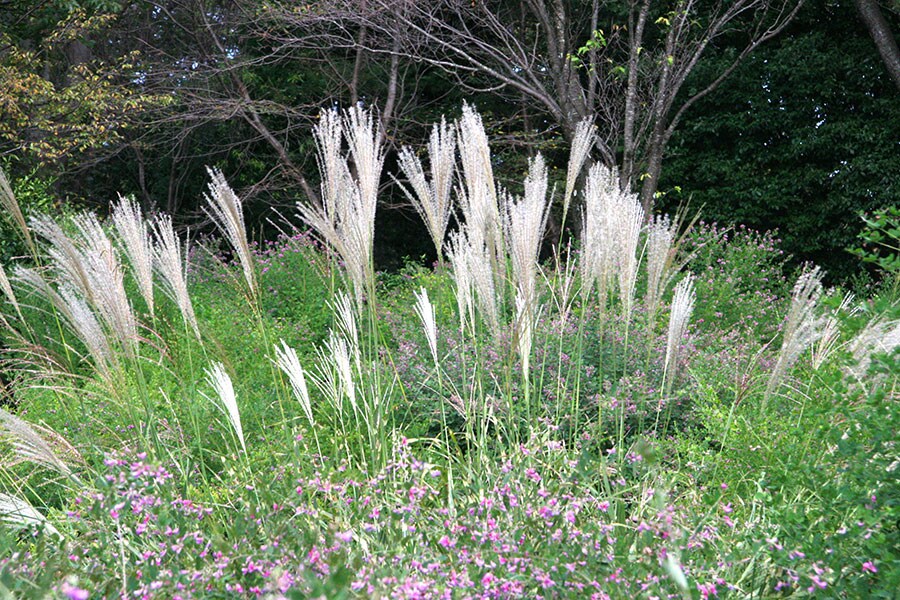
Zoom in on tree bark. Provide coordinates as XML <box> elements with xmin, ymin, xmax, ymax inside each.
<box><xmin>855</xmin><ymin>0</ymin><xmax>900</xmax><ymax>91</ymax></box>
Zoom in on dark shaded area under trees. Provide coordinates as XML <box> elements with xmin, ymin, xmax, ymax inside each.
<box><xmin>0</xmin><ymin>0</ymin><xmax>898</xmax><ymax>282</ymax></box>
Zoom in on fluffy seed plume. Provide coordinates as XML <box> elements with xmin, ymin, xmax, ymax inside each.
<box><xmin>152</xmin><ymin>215</ymin><xmax>200</xmax><ymax>339</ymax></box>
<box><xmin>298</xmin><ymin>106</ymin><xmax>383</xmax><ymax>309</ymax></box>
<box><xmin>274</xmin><ymin>340</ymin><xmax>314</xmax><ymax>428</ymax></box>
<box><xmin>644</xmin><ymin>215</ymin><xmax>679</xmax><ymax>324</ymax></box>
<box><xmin>847</xmin><ymin>317</ymin><xmax>900</xmax><ymax>381</ymax></box>
<box><xmin>0</xmin><ymin>407</ymin><xmax>76</xmax><ymax>478</ymax></box>
<box><xmin>112</xmin><ymin>195</ymin><xmax>155</xmax><ymax>317</ymax></box>
<box><xmin>413</xmin><ymin>287</ymin><xmax>439</xmax><ymax>365</ymax></box>
<box><xmin>562</xmin><ymin>118</ymin><xmax>595</xmax><ymax>220</ymax></box>
<box><xmin>457</xmin><ymin>103</ymin><xmax>502</xmax><ymax>266</ymax></box>
<box><xmin>204</xmin><ymin>168</ymin><xmax>257</xmax><ymax>298</ymax></box>
<box><xmin>664</xmin><ymin>275</ymin><xmax>696</xmax><ymax>391</ymax></box>
<box><xmin>765</xmin><ymin>267</ymin><xmax>825</xmax><ymax>401</ymax></box>
<box><xmin>811</xmin><ymin>292</ymin><xmax>856</xmax><ymax>370</ymax></box>
<box><xmin>70</xmin><ymin>213</ymin><xmax>138</xmax><ymax>354</ymax></box>
<box><xmin>205</xmin><ymin>362</ymin><xmax>246</xmax><ymax>454</ymax></box>
<box><xmin>0</xmin><ymin>262</ymin><xmax>22</xmax><ymax>321</ymax></box>
<box><xmin>504</xmin><ymin>154</ymin><xmax>551</xmax><ymax>314</ymax></box>
<box><xmin>0</xmin><ymin>493</ymin><xmax>60</xmax><ymax>537</ymax></box>
<box><xmin>0</xmin><ymin>168</ymin><xmax>35</xmax><ymax>254</ymax></box>
<box><xmin>446</xmin><ymin>230</ymin><xmax>474</xmax><ymax>331</ymax></box>
<box><xmin>396</xmin><ymin>117</ymin><xmax>456</xmax><ymax>257</ymax></box>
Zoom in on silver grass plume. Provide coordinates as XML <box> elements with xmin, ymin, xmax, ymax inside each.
<box><xmin>330</xmin><ymin>291</ymin><xmax>361</xmax><ymax>373</ymax></box>
<box><xmin>504</xmin><ymin>154</ymin><xmax>550</xmax><ymax>313</ymax></box>
<box><xmin>0</xmin><ymin>493</ymin><xmax>60</xmax><ymax>537</ymax></box>
<box><xmin>457</xmin><ymin>103</ymin><xmax>502</xmax><ymax>267</ymax></box>
<box><xmin>204</xmin><ymin>168</ymin><xmax>257</xmax><ymax>298</ymax></box>
<box><xmin>0</xmin><ymin>407</ymin><xmax>77</xmax><ymax>479</ymax></box>
<box><xmin>581</xmin><ymin>162</ymin><xmax>644</xmax><ymax>312</ymax></box>
<box><xmin>612</xmin><ymin>189</ymin><xmax>645</xmax><ymax>319</ymax></box>
<box><xmin>847</xmin><ymin>317</ymin><xmax>900</xmax><ymax>381</ymax></box>
<box><xmin>111</xmin><ymin>195</ymin><xmax>155</xmax><ymax>317</ymax></box>
<box><xmin>58</xmin><ymin>285</ymin><xmax>117</xmax><ymax>377</ymax></box>
<box><xmin>396</xmin><ymin>117</ymin><xmax>456</xmax><ymax>257</ymax></box>
<box><xmin>413</xmin><ymin>287</ymin><xmax>439</xmax><ymax>365</ymax></box>
<box><xmin>446</xmin><ymin>230</ymin><xmax>474</xmax><ymax>332</ymax></box>
<box><xmin>644</xmin><ymin>215</ymin><xmax>679</xmax><ymax>324</ymax></box>
<box><xmin>580</xmin><ymin>162</ymin><xmax>613</xmax><ymax>302</ymax></box>
<box><xmin>664</xmin><ymin>275</ymin><xmax>696</xmax><ymax>391</ymax></box>
<box><xmin>69</xmin><ymin>213</ymin><xmax>138</xmax><ymax>354</ymax></box>
<box><xmin>274</xmin><ymin>340</ymin><xmax>314</xmax><ymax>428</ymax></box>
<box><xmin>504</xmin><ymin>155</ymin><xmax>550</xmax><ymax>372</ymax></box>
<box><xmin>811</xmin><ymin>292</ymin><xmax>856</xmax><ymax>370</ymax></box>
<box><xmin>0</xmin><ymin>168</ymin><xmax>35</xmax><ymax>254</ymax></box>
<box><xmin>151</xmin><ymin>215</ymin><xmax>200</xmax><ymax>339</ymax></box>
<box><xmin>765</xmin><ymin>267</ymin><xmax>825</xmax><ymax>401</ymax></box>
<box><xmin>13</xmin><ymin>266</ymin><xmax>116</xmax><ymax>377</ymax></box>
<box><xmin>205</xmin><ymin>362</ymin><xmax>246</xmax><ymax>454</ymax></box>
<box><xmin>562</xmin><ymin>118</ymin><xmax>595</xmax><ymax>220</ymax></box>
<box><xmin>0</xmin><ymin>262</ymin><xmax>22</xmax><ymax>321</ymax></box>
<box><xmin>30</xmin><ymin>215</ymin><xmax>94</xmax><ymax>306</ymax></box>
<box><xmin>298</xmin><ymin>106</ymin><xmax>383</xmax><ymax>309</ymax></box>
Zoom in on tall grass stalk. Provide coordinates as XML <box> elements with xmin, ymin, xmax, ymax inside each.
<box><xmin>204</xmin><ymin>168</ymin><xmax>258</xmax><ymax>303</ymax></box>
<box><xmin>396</xmin><ymin>118</ymin><xmax>456</xmax><ymax>260</ymax></box>
<box><xmin>764</xmin><ymin>266</ymin><xmax>825</xmax><ymax>404</ymax></box>
<box><xmin>204</xmin><ymin>362</ymin><xmax>247</xmax><ymax>456</ymax></box>
<box><xmin>152</xmin><ymin>215</ymin><xmax>200</xmax><ymax>340</ymax></box>
<box><xmin>663</xmin><ymin>275</ymin><xmax>696</xmax><ymax>396</ymax></box>
<box><xmin>560</xmin><ymin>118</ymin><xmax>595</xmax><ymax>236</ymax></box>
<box><xmin>111</xmin><ymin>195</ymin><xmax>155</xmax><ymax>318</ymax></box>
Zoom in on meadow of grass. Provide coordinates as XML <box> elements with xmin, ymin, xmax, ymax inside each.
<box><xmin>0</xmin><ymin>106</ymin><xmax>897</xmax><ymax>599</ymax></box>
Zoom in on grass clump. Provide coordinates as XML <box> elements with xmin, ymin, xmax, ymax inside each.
<box><xmin>0</xmin><ymin>106</ymin><xmax>896</xmax><ymax>598</ymax></box>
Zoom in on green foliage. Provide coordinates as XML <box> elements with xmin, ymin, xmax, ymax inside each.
<box><xmin>661</xmin><ymin>0</ymin><xmax>900</xmax><ymax>282</ymax></box>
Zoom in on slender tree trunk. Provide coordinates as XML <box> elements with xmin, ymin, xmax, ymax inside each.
<box><xmin>622</xmin><ymin>0</ymin><xmax>651</xmax><ymax>190</ymax></box>
<box><xmin>855</xmin><ymin>0</ymin><xmax>900</xmax><ymax>91</ymax></box>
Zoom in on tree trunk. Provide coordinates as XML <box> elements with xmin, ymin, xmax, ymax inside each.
<box><xmin>855</xmin><ymin>0</ymin><xmax>900</xmax><ymax>91</ymax></box>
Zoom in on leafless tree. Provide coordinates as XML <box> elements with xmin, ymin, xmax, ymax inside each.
<box><xmin>270</xmin><ymin>0</ymin><xmax>804</xmax><ymax>213</ymax></box>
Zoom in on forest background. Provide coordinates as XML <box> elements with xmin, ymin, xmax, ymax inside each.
<box><xmin>1</xmin><ymin>0</ymin><xmax>898</xmax><ymax>283</ymax></box>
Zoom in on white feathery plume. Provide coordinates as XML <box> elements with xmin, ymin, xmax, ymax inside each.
<box><xmin>413</xmin><ymin>287</ymin><xmax>439</xmax><ymax>365</ymax></box>
<box><xmin>847</xmin><ymin>318</ymin><xmax>900</xmax><ymax>381</ymax></box>
<box><xmin>205</xmin><ymin>362</ymin><xmax>246</xmax><ymax>454</ymax></box>
<box><xmin>111</xmin><ymin>195</ymin><xmax>155</xmax><ymax>317</ymax></box>
<box><xmin>0</xmin><ymin>493</ymin><xmax>60</xmax><ymax>537</ymax></box>
<box><xmin>562</xmin><ymin>118</ymin><xmax>595</xmax><ymax>220</ymax></box>
<box><xmin>204</xmin><ymin>167</ymin><xmax>257</xmax><ymax>298</ymax></box>
<box><xmin>0</xmin><ymin>407</ymin><xmax>75</xmax><ymax>478</ymax></box>
<box><xmin>457</xmin><ymin>103</ymin><xmax>502</xmax><ymax>266</ymax></box>
<box><xmin>765</xmin><ymin>267</ymin><xmax>825</xmax><ymax>401</ymax></box>
<box><xmin>58</xmin><ymin>286</ymin><xmax>116</xmax><ymax>377</ymax></box>
<box><xmin>152</xmin><ymin>215</ymin><xmax>200</xmax><ymax>339</ymax></box>
<box><xmin>580</xmin><ymin>162</ymin><xmax>617</xmax><ymax>303</ymax></box>
<box><xmin>318</xmin><ymin>332</ymin><xmax>357</xmax><ymax>416</ymax></box>
<box><xmin>30</xmin><ymin>215</ymin><xmax>94</xmax><ymax>306</ymax></box>
<box><xmin>274</xmin><ymin>340</ymin><xmax>314</xmax><ymax>428</ymax></box>
<box><xmin>0</xmin><ymin>262</ymin><xmax>22</xmax><ymax>321</ymax></box>
<box><xmin>396</xmin><ymin>117</ymin><xmax>456</xmax><ymax>257</ymax></box>
<box><xmin>447</xmin><ymin>230</ymin><xmax>474</xmax><ymax>332</ymax></box>
<box><xmin>811</xmin><ymin>292</ymin><xmax>856</xmax><ymax>370</ymax></box>
<box><xmin>0</xmin><ymin>168</ymin><xmax>35</xmax><ymax>253</ymax></box>
<box><xmin>664</xmin><ymin>275</ymin><xmax>696</xmax><ymax>390</ymax></box>
<box><xmin>70</xmin><ymin>212</ymin><xmax>138</xmax><ymax>354</ymax></box>
<box><xmin>330</xmin><ymin>290</ymin><xmax>361</xmax><ymax>375</ymax></box>
<box><xmin>298</xmin><ymin>106</ymin><xmax>383</xmax><ymax>309</ymax></box>
<box><xmin>14</xmin><ymin>264</ymin><xmax>116</xmax><ymax>377</ymax></box>
<box><xmin>644</xmin><ymin>214</ymin><xmax>678</xmax><ymax>324</ymax></box>
<box><xmin>612</xmin><ymin>190</ymin><xmax>645</xmax><ymax>319</ymax></box>
<box><xmin>504</xmin><ymin>154</ymin><xmax>551</xmax><ymax>314</ymax></box>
